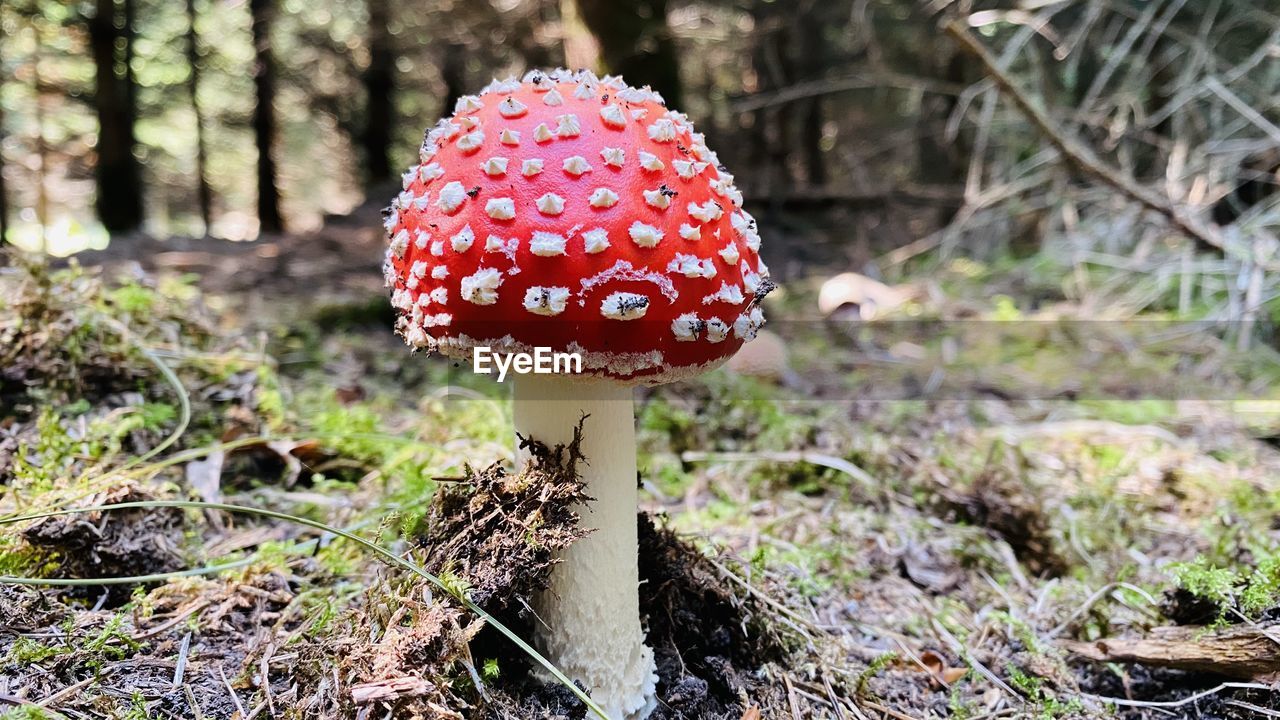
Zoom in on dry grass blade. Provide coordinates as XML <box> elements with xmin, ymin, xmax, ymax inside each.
<box><xmin>680</xmin><ymin>450</ymin><xmax>878</xmax><ymax>492</ymax></box>
<box><xmin>1080</xmin><ymin>681</ymin><xmax>1274</xmax><ymax>709</ymax></box>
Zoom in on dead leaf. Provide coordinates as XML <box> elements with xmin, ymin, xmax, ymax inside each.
<box><xmin>186</xmin><ymin>449</ymin><xmax>225</xmax><ymax>503</ymax></box>
<box><xmin>335</xmin><ymin>383</ymin><xmax>365</xmax><ymax>404</ymax></box>
<box><xmin>739</xmin><ymin>706</ymin><xmax>761</xmax><ymax>720</ymax></box>
<box><xmin>186</xmin><ymin>438</ymin><xmax>330</xmax><ymax>497</ymax></box>
<box><xmin>817</xmin><ymin>272</ymin><xmax>908</xmax><ymax>318</ymax></box>
<box><xmin>917</xmin><ymin>649</ymin><xmax>967</xmax><ymax>688</ymax></box>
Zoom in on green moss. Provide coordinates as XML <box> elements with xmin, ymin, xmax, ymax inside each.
<box><xmin>854</xmin><ymin>651</ymin><xmax>898</xmax><ymax>697</ymax></box>
<box><xmin>121</xmin><ymin>692</ymin><xmax>150</xmax><ymax>720</ymax></box>
<box><xmin>1079</xmin><ymin>400</ymin><xmax>1176</xmax><ymax>426</ymax></box>
<box><xmin>990</xmin><ymin>295</ymin><xmax>1023</xmax><ymax>321</ymax></box>
<box><xmin>1173</xmin><ymin>550</ymin><xmax>1280</xmax><ymax>620</ymax></box>
<box><xmin>82</xmin><ymin>613</ymin><xmax>144</xmax><ymax>665</ymax></box>
<box><xmin>105</xmin><ymin>282</ymin><xmax>160</xmax><ymax>316</ymax></box>
<box><xmin>1170</xmin><ymin>557</ymin><xmax>1238</xmax><ymax>608</ymax></box>
<box><xmin>255</xmin><ymin>364</ymin><xmax>287</xmax><ymax>431</ymax></box>
<box><xmin>1007</xmin><ymin>665</ymin><xmax>1084</xmax><ymax>719</ymax></box>
<box><xmin>1241</xmin><ymin>555</ymin><xmax>1280</xmax><ymax>616</ymax></box>
<box><xmin>948</xmin><ymin>680</ymin><xmax>978</xmax><ymax>719</ymax></box>
<box><xmin>0</xmin><ymin>706</ymin><xmax>71</xmax><ymax>720</ymax></box>
<box><xmin>6</xmin><ymin>637</ymin><xmax>66</xmax><ymax>664</ymax></box>
<box><xmin>437</xmin><ymin>568</ymin><xmax>472</xmax><ymax>601</ymax></box>
<box><xmin>991</xmin><ymin>610</ymin><xmax>1041</xmax><ymax>653</ymax></box>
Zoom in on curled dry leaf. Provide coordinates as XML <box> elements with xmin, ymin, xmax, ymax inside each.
<box><xmin>184</xmin><ymin>438</ymin><xmax>328</xmax><ymax>497</ymax></box>
<box><xmin>918</xmin><ymin>649</ymin><xmax>968</xmax><ymax>689</ymax></box>
<box><xmin>185</xmin><ymin>449</ymin><xmax>225</xmax><ymax>503</ymax></box>
<box><xmin>817</xmin><ymin>272</ymin><xmax>909</xmax><ymax>318</ymax></box>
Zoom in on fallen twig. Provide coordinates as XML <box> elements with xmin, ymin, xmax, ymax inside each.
<box><xmin>1061</xmin><ymin>623</ymin><xmax>1280</xmax><ymax>680</ymax></box>
<box><xmin>351</xmin><ymin>676</ymin><xmax>436</xmax><ymax>705</ymax></box>
<box><xmin>943</xmin><ymin>19</ymin><xmax>1237</xmax><ymax>261</ymax></box>
<box><xmin>730</xmin><ymin>72</ymin><xmax>965</xmax><ymax>113</ymax></box>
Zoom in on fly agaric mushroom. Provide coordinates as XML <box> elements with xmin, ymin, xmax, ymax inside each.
<box><xmin>383</xmin><ymin>68</ymin><xmax>770</xmax><ymax>719</ymax></box>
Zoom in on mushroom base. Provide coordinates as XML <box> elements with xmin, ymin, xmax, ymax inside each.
<box><xmin>514</xmin><ymin>374</ymin><xmax>658</xmax><ymax>720</ymax></box>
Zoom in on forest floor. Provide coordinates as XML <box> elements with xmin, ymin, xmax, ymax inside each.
<box><xmin>5</xmin><ymin>221</ymin><xmax>1280</xmax><ymax>719</ymax></box>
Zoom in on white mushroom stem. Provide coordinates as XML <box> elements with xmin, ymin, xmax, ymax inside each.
<box><xmin>513</xmin><ymin>374</ymin><xmax>658</xmax><ymax>720</ymax></box>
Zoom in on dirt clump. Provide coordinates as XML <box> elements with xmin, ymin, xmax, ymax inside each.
<box><xmin>638</xmin><ymin>516</ymin><xmax>786</xmax><ymax>719</ymax></box>
<box><xmin>472</xmin><ymin>517</ymin><xmax>784</xmax><ymax>720</ymax></box>
<box><xmin>937</xmin><ymin>449</ymin><xmax>1067</xmax><ymax>577</ymax></box>
<box><xmin>416</xmin><ymin>427</ymin><xmax>593</xmax><ymax>618</ymax></box>
<box><xmin>22</xmin><ymin>484</ymin><xmax>185</xmax><ymax>604</ymax></box>
<box><xmin>306</xmin><ymin>425</ymin><xmax>594</xmax><ymax>718</ymax></box>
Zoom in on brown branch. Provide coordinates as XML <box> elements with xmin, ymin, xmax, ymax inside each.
<box><xmin>1060</xmin><ymin>623</ymin><xmax>1280</xmax><ymax>681</ymax></box>
<box><xmin>943</xmin><ymin>20</ymin><xmax>1229</xmax><ymax>258</ymax></box>
<box><xmin>730</xmin><ymin>72</ymin><xmax>966</xmax><ymax>113</ymax></box>
<box><xmin>742</xmin><ymin>185</ymin><xmax>964</xmax><ymax>209</ymax></box>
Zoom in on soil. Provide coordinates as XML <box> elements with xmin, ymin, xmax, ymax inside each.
<box><xmin>416</xmin><ymin>430</ymin><xmax>593</xmax><ymax>618</ymax></box>
<box><xmin>637</xmin><ymin>515</ymin><xmax>786</xmax><ymax>719</ymax></box>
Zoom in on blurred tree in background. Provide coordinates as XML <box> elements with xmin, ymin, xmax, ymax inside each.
<box><xmin>89</xmin><ymin>0</ymin><xmax>145</xmax><ymax>235</ymax></box>
<box><xmin>361</xmin><ymin>0</ymin><xmax>394</xmax><ymax>187</ymax></box>
<box><xmin>575</xmin><ymin>0</ymin><xmax>681</xmax><ymax>106</ymax></box>
<box><xmin>184</xmin><ymin>0</ymin><xmax>212</xmax><ymax>231</ymax></box>
<box><xmin>0</xmin><ymin>0</ymin><xmax>1276</xmax><ymax>277</ymax></box>
<box><xmin>250</xmin><ymin>0</ymin><xmax>284</xmax><ymax>234</ymax></box>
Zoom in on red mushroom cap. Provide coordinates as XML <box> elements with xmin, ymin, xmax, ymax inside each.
<box><xmin>384</xmin><ymin>69</ymin><xmax>770</xmax><ymax>384</ymax></box>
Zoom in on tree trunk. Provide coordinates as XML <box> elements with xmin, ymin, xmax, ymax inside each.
<box><xmin>575</xmin><ymin>0</ymin><xmax>681</xmax><ymax>107</ymax></box>
<box><xmin>440</xmin><ymin>42</ymin><xmax>467</xmax><ymax>118</ymax></box>
<box><xmin>559</xmin><ymin>0</ymin><xmax>601</xmax><ymax>71</ymax></box>
<box><xmin>0</xmin><ymin>46</ymin><xmax>7</xmax><ymax>246</ymax></box>
<box><xmin>89</xmin><ymin>0</ymin><xmax>145</xmax><ymax>234</ymax></box>
<box><xmin>250</xmin><ymin>0</ymin><xmax>284</xmax><ymax>234</ymax></box>
<box><xmin>915</xmin><ymin>40</ymin><xmax>973</xmax><ymax>227</ymax></box>
<box><xmin>362</xmin><ymin>0</ymin><xmax>394</xmax><ymax>187</ymax></box>
<box><xmin>33</xmin><ymin>13</ymin><xmax>50</xmax><ymax>250</ymax></box>
<box><xmin>185</xmin><ymin>0</ymin><xmax>213</xmax><ymax>233</ymax></box>
<box><xmin>746</xmin><ymin>0</ymin><xmax>789</xmax><ymax>201</ymax></box>
<box><xmin>797</xmin><ymin>5</ymin><xmax>826</xmax><ymax>187</ymax></box>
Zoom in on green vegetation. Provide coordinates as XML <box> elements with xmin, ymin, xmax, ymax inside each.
<box><xmin>1171</xmin><ymin>553</ymin><xmax>1280</xmax><ymax>620</ymax></box>
<box><xmin>1008</xmin><ymin>665</ymin><xmax>1085</xmax><ymax>720</ymax></box>
<box><xmin>854</xmin><ymin>651</ymin><xmax>898</xmax><ymax>697</ymax></box>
